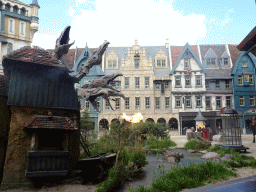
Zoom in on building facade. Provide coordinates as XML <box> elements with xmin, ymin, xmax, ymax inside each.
<box><xmin>70</xmin><ymin>44</ymin><xmax>105</xmax><ymax>131</ymax></box>
<box><xmin>0</xmin><ymin>0</ymin><xmax>39</xmax><ymax>74</ymax></box>
<box><xmin>232</xmin><ymin>51</ymin><xmax>256</xmax><ymax>134</ymax></box>
<box><xmin>96</xmin><ymin>40</ymin><xmax>246</xmax><ymax>135</ymax></box>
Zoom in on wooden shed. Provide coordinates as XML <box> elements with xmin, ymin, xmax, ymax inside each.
<box><xmin>0</xmin><ymin>46</ymin><xmax>80</xmax><ymax>188</ymax></box>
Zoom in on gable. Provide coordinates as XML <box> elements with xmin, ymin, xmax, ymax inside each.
<box><xmin>232</xmin><ymin>52</ymin><xmax>256</xmax><ymax>75</ymax></box>
<box><xmin>221</xmin><ymin>51</ymin><xmax>229</xmax><ymax>58</ymax></box>
<box><xmin>170</xmin><ymin>43</ymin><xmax>206</xmax><ymax>74</ymax></box>
<box><xmin>205</xmin><ymin>48</ymin><xmax>217</xmax><ymax>58</ymax></box>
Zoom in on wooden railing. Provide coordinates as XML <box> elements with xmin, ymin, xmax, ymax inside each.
<box><xmin>25</xmin><ymin>151</ymin><xmax>69</xmax><ymax>178</ymax></box>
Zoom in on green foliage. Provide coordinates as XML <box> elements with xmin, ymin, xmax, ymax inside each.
<box><xmin>96</xmin><ymin>147</ymin><xmax>148</xmax><ymax>192</ymax></box>
<box><xmin>146</xmin><ymin>135</ymin><xmax>176</xmax><ymax>149</ymax></box>
<box><xmin>80</xmin><ymin>109</ymin><xmax>94</xmax><ymax>131</ymax></box>
<box><xmin>184</xmin><ymin>139</ymin><xmax>211</xmax><ymax>151</ymax></box>
<box><xmin>207</xmin><ymin>145</ymin><xmax>256</xmax><ymax>168</ymax></box>
<box><xmin>130</xmin><ymin>161</ymin><xmax>236</xmax><ymax>192</ymax></box>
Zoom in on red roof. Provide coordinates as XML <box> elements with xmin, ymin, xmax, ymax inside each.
<box><xmin>228</xmin><ymin>44</ymin><xmax>243</xmax><ymax>69</ymax></box>
<box><xmin>3</xmin><ymin>46</ymin><xmax>68</xmax><ymax>69</ymax></box>
<box><xmin>24</xmin><ymin>114</ymin><xmax>78</xmax><ymax>131</ymax></box>
<box><xmin>171</xmin><ymin>45</ymin><xmax>199</xmax><ymax>66</ymax></box>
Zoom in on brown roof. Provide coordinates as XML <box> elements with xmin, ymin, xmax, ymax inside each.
<box><xmin>171</xmin><ymin>45</ymin><xmax>199</xmax><ymax>66</ymax></box>
<box><xmin>24</xmin><ymin>114</ymin><xmax>78</xmax><ymax>130</ymax></box>
<box><xmin>0</xmin><ymin>75</ymin><xmax>9</xmax><ymax>97</ymax></box>
<box><xmin>228</xmin><ymin>44</ymin><xmax>242</xmax><ymax>69</ymax></box>
<box><xmin>237</xmin><ymin>26</ymin><xmax>256</xmax><ymax>53</ymax></box>
<box><xmin>3</xmin><ymin>46</ymin><xmax>68</xmax><ymax>69</ymax></box>
<box><xmin>47</xmin><ymin>48</ymin><xmax>97</xmax><ymax>69</ymax></box>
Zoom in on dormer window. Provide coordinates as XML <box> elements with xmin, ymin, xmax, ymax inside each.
<box><xmin>108</xmin><ymin>60</ymin><xmax>117</xmax><ymax>69</ymax></box>
<box><xmin>157</xmin><ymin>60</ymin><xmax>166</xmax><ymax>68</ymax></box>
<box><xmin>206</xmin><ymin>58</ymin><xmax>215</xmax><ymax>67</ymax></box>
<box><xmin>134</xmin><ymin>50</ymin><xmax>140</xmax><ymax>57</ymax></box>
<box><xmin>224</xmin><ymin>58</ymin><xmax>229</xmax><ymax>66</ymax></box>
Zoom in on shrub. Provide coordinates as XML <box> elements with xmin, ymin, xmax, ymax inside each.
<box><xmin>184</xmin><ymin>139</ymin><xmax>210</xmax><ymax>151</ymax></box>
<box><xmin>130</xmin><ymin>161</ymin><xmax>236</xmax><ymax>192</ymax></box>
<box><xmin>146</xmin><ymin>135</ymin><xmax>176</xmax><ymax>149</ymax></box>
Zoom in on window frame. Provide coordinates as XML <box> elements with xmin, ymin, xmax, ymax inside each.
<box><xmin>145</xmin><ymin>77</ymin><xmax>150</xmax><ymax>89</ymax></box>
<box><xmin>9</xmin><ymin>18</ymin><xmax>14</xmax><ymax>34</ymax></box>
<box><xmin>175</xmin><ymin>76</ymin><xmax>181</xmax><ymax>87</ymax></box>
<box><xmin>223</xmin><ymin>58</ymin><xmax>229</xmax><ymax>66</ymax></box>
<box><xmin>135</xmin><ymin>97</ymin><xmax>140</xmax><ymax>110</ymax></box>
<box><xmin>155</xmin><ymin>81</ymin><xmax>161</xmax><ymax>90</ymax></box>
<box><xmin>175</xmin><ymin>96</ymin><xmax>182</xmax><ymax>108</ymax></box>
<box><xmin>196</xmin><ymin>96</ymin><xmax>202</xmax><ymax>108</ymax></box>
<box><xmin>225</xmin><ymin>80</ymin><xmax>231</xmax><ymax>89</ymax></box>
<box><xmin>155</xmin><ymin>97</ymin><xmax>160</xmax><ymax>109</ymax></box>
<box><xmin>238</xmin><ymin>75</ymin><xmax>243</xmax><ymax>85</ymax></box>
<box><xmin>242</xmin><ymin>62</ymin><xmax>247</xmax><ymax>67</ymax></box>
<box><xmin>226</xmin><ymin>96</ymin><xmax>231</xmax><ymax>108</ymax></box>
<box><xmin>239</xmin><ymin>96</ymin><xmax>245</xmax><ymax>106</ymax></box>
<box><xmin>195</xmin><ymin>75</ymin><xmax>202</xmax><ymax>87</ymax></box>
<box><xmin>124</xmin><ymin>77</ymin><xmax>130</xmax><ymax>89</ymax></box>
<box><xmin>206</xmin><ymin>96</ymin><xmax>211</xmax><ymax>109</ymax></box>
<box><xmin>145</xmin><ymin>97</ymin><xmax>150</xmax><ymax>109</ymax></box>
<box><xmin>249</xmin><ymin>75</ymin><xmax>254</xmax><ymax>85</ymax></box>
<box><xmin>216</xmin><ymin>96</ymin><xmax>222</xmax><ymax>109</ymax></box>
<box><xmin>20</xmin><ymin>21</ymin><xmax>25</xmax><ymax>36</ymax></box>
<box><xmin>185</xmin><ymin>75</ymin><xmax>191</xmax><ymax>87</ymax></box>
<box><xmin>135</xmin><ymin>77</ymin><xmax>140</xmax><ymax>90</ymax></box>
<box><xmin>185</xmin><ymin>96</ymin><xmax>192</xmax><ymax>108</ymax></box>
<box><xmin>165</xmin><ymin>97</ymin><xmax>170</xmax><ymax>109</ymax></box>
<box><xmin>125</xmin><ymin>97</ymin><xmax>130</xmax><ymax>110</ymax></box>
<box><xmin>134</xmin><ymin>59</ymin><xmax>140</xmax><ymax>69</ymax></box>
<box><xmin>105</xmin><ymin>100</ymin><xmax>110</xmax><ymax>110</ymax></box>
<box><xmin>115</xmin><ymin>98</ymin><xmax>120</xmax><ymax>110</ymax></box>
<box><xmin>250</xmin><ymin>96</ymin><xmax>255</xmax><ymax>106</ymax></box>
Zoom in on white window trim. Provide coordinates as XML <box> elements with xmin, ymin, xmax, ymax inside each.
<box><xmin>20</xmin><ymin>21</ymin><xmax>26</xmax><ymax>36</ymax></box>
<box><xmin>9</xmin><ymin>18</ymin><xmax>15</xmax><ymax>34</ymax></box>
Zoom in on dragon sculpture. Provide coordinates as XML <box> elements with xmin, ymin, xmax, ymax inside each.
<box><xmin>53</xmin><ymin>26</ymin><xmax>125</xmax><ymax>112</ymax></box>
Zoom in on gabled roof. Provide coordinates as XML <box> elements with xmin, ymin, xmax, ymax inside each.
<box><xmin>237</xmin><ymin>26</ymin><xmax>256</xmax><ymax>57</ymax></box>
<box><xmin>228</xmin><ymin>44</ymin><xmax>242</xmax><ymax>69</ymax></box>
<box><xmin>194</xmin><ymin>110</ymin><xmax>207</xmax><ymax>121</ymax></box>
<box><xmin>170</xmin><ymin>45</ymin><xmax>199</xmax><ymax>67</ymax></box>
<box><xmin>170</xmin><ymin>43</ymin><xmax>206</xmax><ymax>74</ymax></box>
<box><xmin>232</xmin><ymin>51</ymin><xmax>256</xmax><ymax>75</ymax></box>
<box><xmin>24</xmin><ymin>114</ymin><xmax>78</xmax><ymax>131</ymax></box>
<box><xmin>4</xmin><ymin>46</ymin><xmax>68</xmax><ymax>69</ymax></box>
<box><xmin>199</xmin><ymin>44</ymin><xmax>226</xmax><ymax>58</ymax></box>
<box><xmin>70</xmin><ymin>44</ymin><xmax>105</xmax><ymax>77</ymax></box>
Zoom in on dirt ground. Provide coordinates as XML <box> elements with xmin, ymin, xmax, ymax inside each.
<box><xmin>1</xmin><ymin>135</ymin><xmax>256</xmax><ymax>192</ymax></box>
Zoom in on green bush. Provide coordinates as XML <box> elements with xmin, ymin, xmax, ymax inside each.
<box><xmin>146</xmin><ymin>135</ymin><xmax>176</xmax><ymax>149</ymax></box>
<box><xmin>96</xmin><ymin>146</ymin><xmax>148</xmax><ymax>192</ymax></box>
<box><xmin>184</xmin><ymin>139</ymin><xmax>210</xmax><ymax>151</ymax></box>
<box><xmin>130</xmin><ymin>161</ymin><xmax>236</xmax><ymax>192</ymax></box>
<box><xmin>207</xmin><ymin>145</ymin><xmax>256</xmax><ymax>168</ymax></box>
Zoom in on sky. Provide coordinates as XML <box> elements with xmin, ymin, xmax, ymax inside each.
<box><xmin>22</xmin><ymin>0</ymin><xmax>256</xmax><ymax>49</ymax></box>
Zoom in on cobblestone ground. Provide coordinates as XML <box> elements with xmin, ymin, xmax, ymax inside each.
<box><xmin>1</xmin><ymin>135</ymin><xmax>256</xmax><ymax>192</ymax></box>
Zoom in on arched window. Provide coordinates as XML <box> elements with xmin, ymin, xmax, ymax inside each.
<box><xmin>157</xmin><ymin>118</ymin><xmax>166</xmax><ymax>124</ymax></box>
<box><xmin>5</xmin><ymin>4</ymin><xmax>10</xmax><ymax>12</ymax></box>
<box><xmin>21</xmin><ymin>8</ymin><xmax>25</xmax><ymax>16</ymax></box>
<box><xmin>99</xmin><ymin>119</ymin><xmax>109</xmax><ymax>130</ymax></box>
<box><xmin>169</xmin><ymin>118</ymin><xmax>178</xmax><ymax>129</ymax></box>
<box><xmin>13</xmin><ymin>5</ymin><xmax>18</xmax><ymax>14</ymax></box>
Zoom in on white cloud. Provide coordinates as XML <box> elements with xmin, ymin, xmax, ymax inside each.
<box><xmin>32</xmin><ymin>33</ymin><xmax>58</xmax><ymax>50</ymax></box>
<box><xmin>33</xmin><ymin>0</ymin><xmax>207</xmax><ymax>49</ymax></box>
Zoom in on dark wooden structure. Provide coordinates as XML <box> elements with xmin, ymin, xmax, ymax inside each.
<box><xmin>1</xmin><ymin>46</ymin><xmax>80</xmax><ymax>187</ymax></box>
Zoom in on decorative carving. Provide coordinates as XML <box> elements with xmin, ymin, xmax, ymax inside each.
<box><xmin>77</xmin><ymin>73</ymin><xmax>124</xmax><ymax>112</ymax></box>
<box><xmin>52</xmin><ymin>26</ymin><xmax>75</xmax><ymax>60</ymax></box>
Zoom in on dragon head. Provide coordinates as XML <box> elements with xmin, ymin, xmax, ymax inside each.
<box><xmin>75</xmin><ymin>41</ymin><xmax>110</xmax><ymax>80</ymax></box>
<box><xmin>53</xmin><ymin>26</ymin><xmax>75</xmax><ymax>60</ymax></box>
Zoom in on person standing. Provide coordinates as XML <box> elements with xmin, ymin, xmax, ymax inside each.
<box><xmin>250</xmin><ymin>117</ymin><xmax>256</xmax><ymax>143</ymax></box>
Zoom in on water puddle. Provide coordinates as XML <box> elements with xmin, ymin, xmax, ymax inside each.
<box><xmin>117</xmin><ymin>148</ymin><xmax>206</xmax><ymax>192</ymax></box>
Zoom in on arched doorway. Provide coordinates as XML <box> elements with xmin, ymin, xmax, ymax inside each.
<box><xmin>111</xmin><ymin>118</ymin><xmax>120</xmax><ymax>125</ymax></box>
<box><xmin>99</xmin><ymin>119</ymin><xmax>109</xmax><ymax>130</ymax></box>
<box><xmin>146</xmin><ymin>118</ymin><xmax>154</xmax><ymax>123</ymax></box>
<box><xmin>169</xmin><ymin>118</ymin><xmax>178</xmax><ymax>130</ymax></box>
<box><xmin>157</xmin><ymin>118</ymin><xmax>166</xmax><ymax>124</ymax></box>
